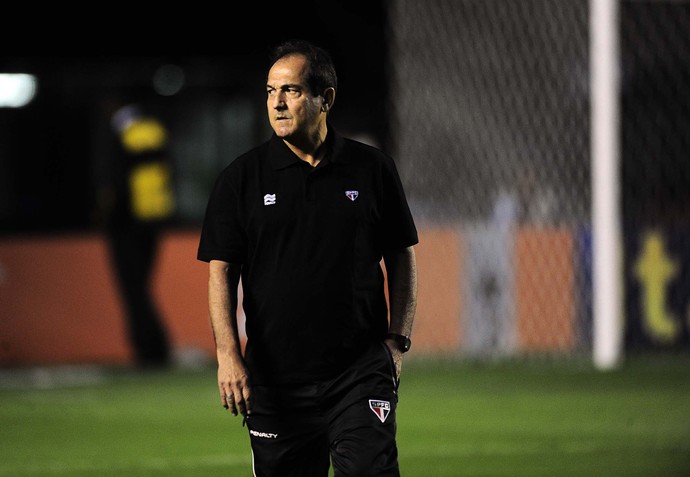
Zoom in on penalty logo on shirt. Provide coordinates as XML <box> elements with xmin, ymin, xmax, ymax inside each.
<box><xmin>368</xmin><ymin>399</ymin><xmax>391</xmax><ymax>423</ymax></box>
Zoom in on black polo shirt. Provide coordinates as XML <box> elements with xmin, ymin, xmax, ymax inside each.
<box><xmin>197</xmin><ymin>128</ymin><xmax>418</xmax><ymax>385</ymax></box>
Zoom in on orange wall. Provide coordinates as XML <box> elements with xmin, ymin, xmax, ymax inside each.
<box><xmin>515</xmin><ymin>228</ymin><xmax>575</xmax><ymax>350</ymax></box>
<box><xmin>0</xmin><ymin>231</ymin><xmax>213</xmax><ymax>366</ymax></box>
<box><xmin>152</xmin><ymin>232</ymin><xmax>214</xmax><ymax>353</ymax></box>
<box><xmin>0</xmin><ymin>234</ymin><xmax>132</xmax><ymax>365</ymax></box>
<box><xmin>0</xmin><ymin>226</ymin><xmax>574</xmax><ymax>366</ymax></box>
<box><xmin>412</xmin><ymin>227</ymin><xmax>463</xmax><ymax>353</ymax></box>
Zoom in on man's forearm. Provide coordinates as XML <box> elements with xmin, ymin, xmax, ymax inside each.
<box><xmin>384</xmin><ymin>246</ymin><xmax>418</xmax><ymax>337</ymax></box>
<box><xmin>208</xmin><ymin>260</ymin><xmax>251</xmax><ymax>416</ymax></box>
<box><xmin>208</xmin><ymin>260</ymin><xmax>243</xmax><ymax>358</ymax></box>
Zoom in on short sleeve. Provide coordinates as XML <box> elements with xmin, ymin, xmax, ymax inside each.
<box><xmin>197</xmin><ymin>167</ymin><xmax>247</xmax><ymax>263</ymax></box>
<box><xmin>377</xmin><ymin>155</ymin><xmax>419</xmax><ymax>251</ymax></box>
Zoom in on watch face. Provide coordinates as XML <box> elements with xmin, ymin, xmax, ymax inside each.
<box><xmin>387</xmin><ymin>333</ymin><xmax>411</xmax><ymax>352</ymax></box>
<box><xmin>395</xmin><ymin>335</ymin><xmax>411</xmax><ymax>352</ymax></box>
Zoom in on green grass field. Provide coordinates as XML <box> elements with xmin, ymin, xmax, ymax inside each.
<box><xmin>1</xmin><ymin>353</ymin><xmax>689</xmax><ymax>476</ymax></box>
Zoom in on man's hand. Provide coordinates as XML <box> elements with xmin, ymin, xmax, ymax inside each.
<box><xmin>218</xmin><ymin>356</ymin><xmax>252</xmax><ymax>417</ymax></box>
<box><xmin>384</xmin><ymin>338</ymin><xmax>404</xmax><ymax>380</ymax></box>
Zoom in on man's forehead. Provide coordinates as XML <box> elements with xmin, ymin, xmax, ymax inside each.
<box><xmin>268</xmin><ymin>56</ymin><xmax>307</xmax><ymax>82</ymax></box>
<box><xmin>266</xmin><ymin>79</ymin><xmax>304</xmax><ymax>89</ymax></box>
<box><xmin>266</xmin><ymin>75</ymin><xmax>307</xmax><ymax>90</ymax></box>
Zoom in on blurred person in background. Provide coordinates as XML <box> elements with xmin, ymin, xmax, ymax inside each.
<box><xmin>197</xmin><ymin>39</ymin><xmax>418</xmax><ymax>476</ymax></box>
<box><xmin>93</xmin><ymin>86</ymin><xmax>176</xmax><ymax>369</ymax></box>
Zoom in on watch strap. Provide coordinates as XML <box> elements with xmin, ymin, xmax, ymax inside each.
<box><xmin>386</xmin><ymin>333</ymin><xmax>411</xmax><ymax>353</ymax></box>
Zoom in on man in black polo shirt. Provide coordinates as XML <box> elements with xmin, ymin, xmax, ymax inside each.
<box><xmin>197</xmin><ymin>39</ymin><xmax>418</xmax><ymax>477</ymax></box>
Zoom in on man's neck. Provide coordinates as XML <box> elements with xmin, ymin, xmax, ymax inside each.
<box><xmin>283</xmin><ymin>124</ymin><xmax>328</xmax><ymax>167</ymax></box>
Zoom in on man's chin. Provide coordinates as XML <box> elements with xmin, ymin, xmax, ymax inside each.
<box><xmin>276</xmin><ymin>132</ymin><xmax>299</xmax><ymax>143</ymax></box>
<box><xmin>272</xmin><ymin>127</ymin><xmax>292</xmax><ymax>138</ymax></box>
<box><xmin>271</xmin><ymin>120</ymin><xmax>294</xmax><ymax>136</ymax></box>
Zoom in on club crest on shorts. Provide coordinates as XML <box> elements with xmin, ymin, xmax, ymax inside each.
<box><xmin>368</xmin><ymin>399</ymin><xmax>391</xmax><ymax>423</ymax></box>
<box><xmin>345</xmin><ymin>190</ymin><xmax>359</xmax><ymax>201</ymax></box>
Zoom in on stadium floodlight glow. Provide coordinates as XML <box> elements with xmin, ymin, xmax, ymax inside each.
<box><xmin>152</xmin><ymin>64</ymin><xmax>185</xmax><ymax>96</ymax></box>
<box><xmin>0</xmin><ymin>73</ymin><xmax>38</xmax><ymax>108</ymax></box>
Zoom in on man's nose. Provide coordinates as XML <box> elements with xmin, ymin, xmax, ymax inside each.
<box><xmin>270</xmin><ymin>92</ymin><xmax>286</xmax><ymax>109</ymax></box>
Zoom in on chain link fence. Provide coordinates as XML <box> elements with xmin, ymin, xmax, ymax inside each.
<box><xmin>386</xmin><ymin>0</ymin><xmax>690</xmax><ymax>359</ymax></box>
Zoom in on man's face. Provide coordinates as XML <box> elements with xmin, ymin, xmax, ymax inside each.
<box><xmin>266</xmin><ymin>54</ymin><xmax>323</xmax><ymax>140</ymax></box>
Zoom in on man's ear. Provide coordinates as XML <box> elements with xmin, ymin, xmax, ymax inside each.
<box><xmin>322</xmin><ymin>87</ymin><xmax>336</xmax><ymax>112</ymax></box>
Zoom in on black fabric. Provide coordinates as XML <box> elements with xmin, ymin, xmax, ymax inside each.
<box><xmin>246</xmin><ymin>343</ymin><xmax>400</xmax><ymax>477</ymax></box>
<box><xmin>198</xmin><ymin>127</ymin><xmax>418</xmax><ymax>385</ymax></box>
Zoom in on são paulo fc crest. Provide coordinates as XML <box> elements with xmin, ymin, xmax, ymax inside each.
<box><xmin>345</xmin><ymin>190</ymin><xmax>359</xmax><ymax>201</ymax></box>
<box><xmin>368</xmin><ymin>399</ymin><xmax>391</xmax><ymax>423</ymax></box>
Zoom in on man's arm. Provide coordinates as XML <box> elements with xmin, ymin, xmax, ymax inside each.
<box><xmin>208</xmin><ymin>259</ymin><xmax>251</xmax><ymax>416</ymax></box>
<box><xmin>382</xmin><ymin>246</ymin><xmax>418</xmax><ymax>378</ymax></box>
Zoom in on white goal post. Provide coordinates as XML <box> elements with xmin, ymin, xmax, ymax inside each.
<box><xmin>590</xmin><ymin>0</ymin><xmax>624</xmax><ymax>370</ymax></box>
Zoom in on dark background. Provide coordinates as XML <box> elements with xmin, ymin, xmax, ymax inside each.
<box><xmin>0</xmin><ymin>1</ymin><xmax>387</xmax><ymax>234</ymax></box>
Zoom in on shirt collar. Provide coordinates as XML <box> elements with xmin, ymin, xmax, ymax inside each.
<box><xmin>268</xmin><ymin>124</ymin><xmax>348</xmax><ymax>171</ymax></box>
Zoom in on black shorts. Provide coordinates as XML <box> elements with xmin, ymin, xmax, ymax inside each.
<box><xmin>245</xmin><ymin>342</ymin><xmax>401</xmax><ymax>477</ymax></box>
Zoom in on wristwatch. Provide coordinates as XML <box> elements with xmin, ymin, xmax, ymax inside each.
<box><xmin>386</xmin><ymin>333</ymin><xmax>412</xmax><ymax>353</ymax></box>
